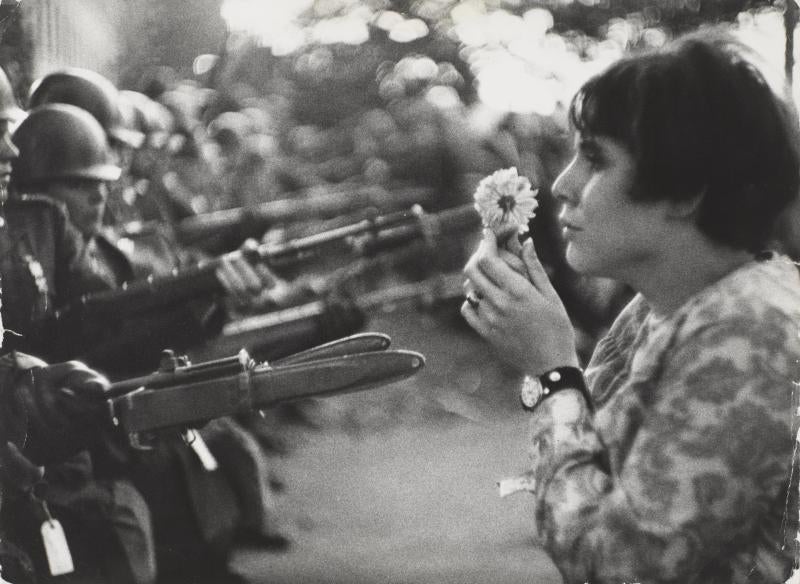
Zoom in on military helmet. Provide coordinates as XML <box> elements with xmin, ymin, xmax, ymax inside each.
<box><xmin>0</xmin><ymin>66</ymin><xmax>23</xmax><ymax>123</ymax></box>
<box><xmin>12</xmin><ymin>103</ymin><xmax>121</xmax><ymax>188</ymax></box>
<box><xmin>28</xmin><ymin>67</ymin><xmax>144</xmax><ymax>148</ymax></box>
<box><xmin>120</xmin><ymin>89</ymin><xmax>174</xmax><ymax>148</ymax></box>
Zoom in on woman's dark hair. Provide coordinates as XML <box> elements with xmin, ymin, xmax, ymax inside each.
<box><xmin>569</xmin><ymin>30</ymin><xmax>800</xmax><ymax>252</ymax></box>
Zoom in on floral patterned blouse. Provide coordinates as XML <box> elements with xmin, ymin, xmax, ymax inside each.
<box><xmin>517</xmin><ymin>253</ymin><xmax>800</xmax><ymax>583</ymax></box>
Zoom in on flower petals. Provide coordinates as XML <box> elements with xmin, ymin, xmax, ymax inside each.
<box><xmin>474</xmin><ymin>167</ymin><xmax>539</xmax><ymax>236</ymax></box>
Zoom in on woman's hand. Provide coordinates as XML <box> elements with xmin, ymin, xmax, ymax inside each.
<box><xmin>461</xmin><ymin>230</ymin><xmax>579</xmax><ymax>376</ymax></box>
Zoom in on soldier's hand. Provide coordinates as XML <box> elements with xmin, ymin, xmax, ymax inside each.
<box><xmin>11</xmin><ymin>354</ymin><xmax>111</xmax><ymax>465</ymax></box>
<box><xmin>216</xmin><ymin>238</ymin><xmax>306</xmax><ymax>311</ymax></box>
<box><xmin>316</xmin><ymin>288</ymin><xmax>367</xmax><ymax>343</ymax></box>
<box><xmin>0</xmin><ymin>441</ymin><xmax>44</xmax><ymax>495</ymax></box>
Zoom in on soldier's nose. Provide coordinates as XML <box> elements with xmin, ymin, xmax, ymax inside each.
<box><xmin>88</xmin><ymin>183</ymin><xmax>108</xmax><ymax>204</ymax></box>
<box><xmin>0</xmin><ymin>131</ymin><xmax>18</xmax><ymax>160</ymax></box>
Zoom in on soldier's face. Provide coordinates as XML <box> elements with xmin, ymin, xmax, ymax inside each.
<box><xmin>48</xmin><ymin>178</ymin><xmax>110</xmax><ymax>235</ymax></box>
<box><xmin>0</xmin><ymin>119</ymin><xmax>18</xmax><ymax>195</ymax></box>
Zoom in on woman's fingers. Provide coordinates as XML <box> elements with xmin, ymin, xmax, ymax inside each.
<box><xmin>463</xmin><ymin>260</ymin><xmax>503</xmax><ymax>307</ymax></box>
<box><xmin>474</xmin><ymin>248</ymin><xmax>538</xmax><ymax>303</ymax></box>
<box><xmin>497</xmin><ymin>247</ymin><xmax>526</xmax><ymax>275</ymax></box>
<box><xmin>460</xmin><ymin>293</ymin><xmax>499</xmax><ymax>336</ymax></box>
<box><xmin>466</xmin><ymin>230</ymin><xmax>506</xmax><ymax>290</ymax></box>
<box><xmin>521</xmin><ymin>239</ymin><xmax>558</xmax><ymax>299</ymax></box>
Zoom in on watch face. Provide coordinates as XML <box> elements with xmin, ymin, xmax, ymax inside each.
<box><xmin>521</xmin><ymin>375</ymin><xmax>543</xmax><ymax>409</ymax></box>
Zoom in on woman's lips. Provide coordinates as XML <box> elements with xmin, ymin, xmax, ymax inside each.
<box><xmin>559</xmin><ymin>219</ymin><xmax>582</xmax><ymax>238</ymax></box>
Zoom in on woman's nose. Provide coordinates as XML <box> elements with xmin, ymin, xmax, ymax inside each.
<box><xmin>551</xmin><ymin>162</ymin><xmax>579</xmax><ymax>206</ymax></box>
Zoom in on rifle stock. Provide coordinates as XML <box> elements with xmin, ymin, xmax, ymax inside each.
<box><xmin>54</xmin><ymin>204</ymin><xmax>480</xmax><ymax>322</ymax></box>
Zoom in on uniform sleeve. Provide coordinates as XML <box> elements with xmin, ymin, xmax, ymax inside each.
<box><xmin>528</xmin><ymin>313</ymin><xmax>797</xmax><ymax>583</ymax></box>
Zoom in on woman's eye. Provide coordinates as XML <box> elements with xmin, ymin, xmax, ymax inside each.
<box><xmin>582</xmin><ymin>151</ymin><xmax>604</xmax><ymax>169</ymax></box>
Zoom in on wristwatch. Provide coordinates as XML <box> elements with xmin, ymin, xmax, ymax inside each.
<box><xmin>520</xmin><ymin>366</ymin><xmax>593</xmax><ymax>413</ymax></box>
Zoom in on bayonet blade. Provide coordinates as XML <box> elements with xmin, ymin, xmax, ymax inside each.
<box><xmin>272</xmin><ymin>332</ymin><xmax>391</xmax><ymax>366</ymax></box>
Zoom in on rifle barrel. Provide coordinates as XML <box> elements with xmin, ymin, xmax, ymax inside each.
<box><xmin>220</xmin><ymin>271</ymin><xmax>466</xmax><ymax>338</ymax></box>
<box><xmin>174</xmin><ymin>185</ymin><xmax>434</xmax><ymax>246</ymax></box>
<box><xmin>59</xmin><ymin>203</ymin><xmax>479</xmax><ymax>322</ymax></box>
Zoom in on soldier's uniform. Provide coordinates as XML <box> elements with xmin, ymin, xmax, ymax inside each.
<box><xmin>0</xmin><ymin>195</ymin><xmax>108</xmax><ymax>357</ymax></box>
<box><xmin>0</xmin><ymin>217</ymin><xmax>158</xmax><ymax>584</ymax></box>
<box><xmin>0</xmin><ymin>104</ymin><xmax>157</xmax><ymax>584</ymax></box>
<box><xmin>7</xmin><ymin>101</ymin><xmax>282</xmax><ymax>584</ymax></box>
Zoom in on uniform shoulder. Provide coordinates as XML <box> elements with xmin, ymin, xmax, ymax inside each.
<box><xmin>4</xmin><ymin>193</ymin><xmax>69</xmax><ymax>215</ymax></box>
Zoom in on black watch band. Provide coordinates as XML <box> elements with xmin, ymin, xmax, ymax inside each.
<box><xmin>522</xmin><ymin>366</ymin><xmax>594</xmax><ymax>413</ymax></box>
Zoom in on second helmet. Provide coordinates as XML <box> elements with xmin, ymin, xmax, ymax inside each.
<box><xmin>28</xmin><ymin>67</ymin><xmax>144</xmax><ymax>148</ymax></box>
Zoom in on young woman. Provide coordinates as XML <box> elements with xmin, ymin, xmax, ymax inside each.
<box><xmin>462</xmin><ymin>31</ymin><xmax>800</xmax><ymax>583</ymax></box>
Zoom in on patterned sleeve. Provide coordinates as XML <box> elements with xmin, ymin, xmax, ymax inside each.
<box><xmin>528</xmin><ymin>311</ymin><xmax>797</xmax><ymax>583</ymax></box>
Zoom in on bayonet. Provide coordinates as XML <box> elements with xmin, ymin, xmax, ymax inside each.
<box><xmin>107</xmin><ymin>334</ymin><xmax>425</xmax><ymax>442</ymax></box>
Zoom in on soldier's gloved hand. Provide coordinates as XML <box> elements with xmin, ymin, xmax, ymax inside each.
<box><xmin>216</xmin><ymin>238</ymin><xmax>307</xmax><ymax>311</ymax></box>
<box><xmin>0</xmin><ymin>441</ymin><xmax>44</xmax><ymax>496</ymax></box>
<box><xmin>8</xmin><ymin>354</ymin><xmax>111</xmax><ymax>465</ymax></box>
<box><xmin>315</xmin><ymin>289</ymin><xmax>367</xmax><ymax>344</ymax></box>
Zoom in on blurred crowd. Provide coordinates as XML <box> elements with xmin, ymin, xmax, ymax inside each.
<box><xmin>0</xmin><ymin>51</ymin><xmax>633</xmax><ymax>584</ymax></box>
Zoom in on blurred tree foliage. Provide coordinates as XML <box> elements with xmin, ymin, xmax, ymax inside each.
<box><xmin>118</xmin><ymin>0</ymin><xmax>227</xmax><ymax>90</ymax></box>
<box><xmin>113</xmin><ymin>0</ymin><xmax>788</xmax><ymax>207</ymax></box>
<box><xmin>208</xmin><ymin>0</ymin><xmax>777</xmax><ymax>128</ymax></box>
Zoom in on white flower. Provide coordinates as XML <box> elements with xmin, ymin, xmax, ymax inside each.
<box><xmin>473</xmin><ymin>167</ymin><xmax>538</xmax><ymax>236</ymax></box>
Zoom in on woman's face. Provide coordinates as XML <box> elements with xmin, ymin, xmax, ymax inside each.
<box><xmin>552</xmin><ymin>133</ymin><xmax>670</xmax><ymax>281</ymax></box>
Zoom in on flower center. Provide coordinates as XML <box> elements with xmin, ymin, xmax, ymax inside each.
<box><xmin>497</xmin><ymin>194</ymin><xmax>516</xmax><ymax>217</ymax></box>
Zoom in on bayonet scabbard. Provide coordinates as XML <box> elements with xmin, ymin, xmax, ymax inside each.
<box><xmin>109</xmin><ymin>342</ymin><xmax>424</xmax><ymax>435</ymax></box>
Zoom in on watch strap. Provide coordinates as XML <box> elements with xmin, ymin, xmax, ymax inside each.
<box><xmin>525</xmin><ymin>366</ymin><xmax>593</xmax><ymax>413</ymax></box>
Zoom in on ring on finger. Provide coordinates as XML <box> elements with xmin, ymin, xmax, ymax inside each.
<box><xmin>465</xmin><ymin>292</ymin><xmax>480</xmax><ymax>309</ymax></box>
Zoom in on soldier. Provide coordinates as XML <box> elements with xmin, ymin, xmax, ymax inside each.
<box><xmin>0</xmin><ymin>73</ymin><xmax>158</xmax><ymax>584</ymax></box>
<box><xmin>206</xmin><ymin>110</ymin><xmax>282</xmax><ymax>210</ymax></box>
<box><xmin>0</xmin><ymin>338</ymin><xmax>115</xmax><ymax>584</ymax></box>
<box><xmin>8</xmin><ymin>102</ymin><xmax>299</xmax><ymax>584</ymax></box>
<box><xmin>117</xmin><ymin>90</ymin><xmax>191</xmax><ymax>225</ymax></box>
<box><xmin>27</xmin><ymin>67</ymin><xmax>145</xmax><ymax>226</ymax></box>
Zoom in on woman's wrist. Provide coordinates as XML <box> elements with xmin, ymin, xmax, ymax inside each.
<box><xmin>525</xmin><ymin>353</ymin><xmax>580</xmax><ymax>379</ymax></box>
<box><xmin>521</xmin><ymin>365</ymin><xmax>593</xmax><ymax>413</ymax></box>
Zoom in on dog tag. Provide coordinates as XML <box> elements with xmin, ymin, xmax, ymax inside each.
<box><xmin>41</xmin><ymin>519</ymin><xmax>74</xmax><ymax>576</ymax></box>
<box><xmin>186</xmin><ymin>430</ymin><xmax>219</xmax><ymax>471</ymax></box>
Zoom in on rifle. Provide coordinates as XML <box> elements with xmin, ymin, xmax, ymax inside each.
<box><xmin>187</xmin><ymin>271</ymin><xmax>467</xmax><ymax>363</ymax></box>
<box><xmin>121</xmin><ymin>184</ymin><xmax>434</xmax><ymax>249</ymax></box>
<box><xmin>53</xmin><ymin>203</ymin><xmax>480</xmax><ymax>323</ymax></box>
<box><xmin>107</xmin><ymin>333</ymin><xmax>424</xmax><ymax>446</ymax></box>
